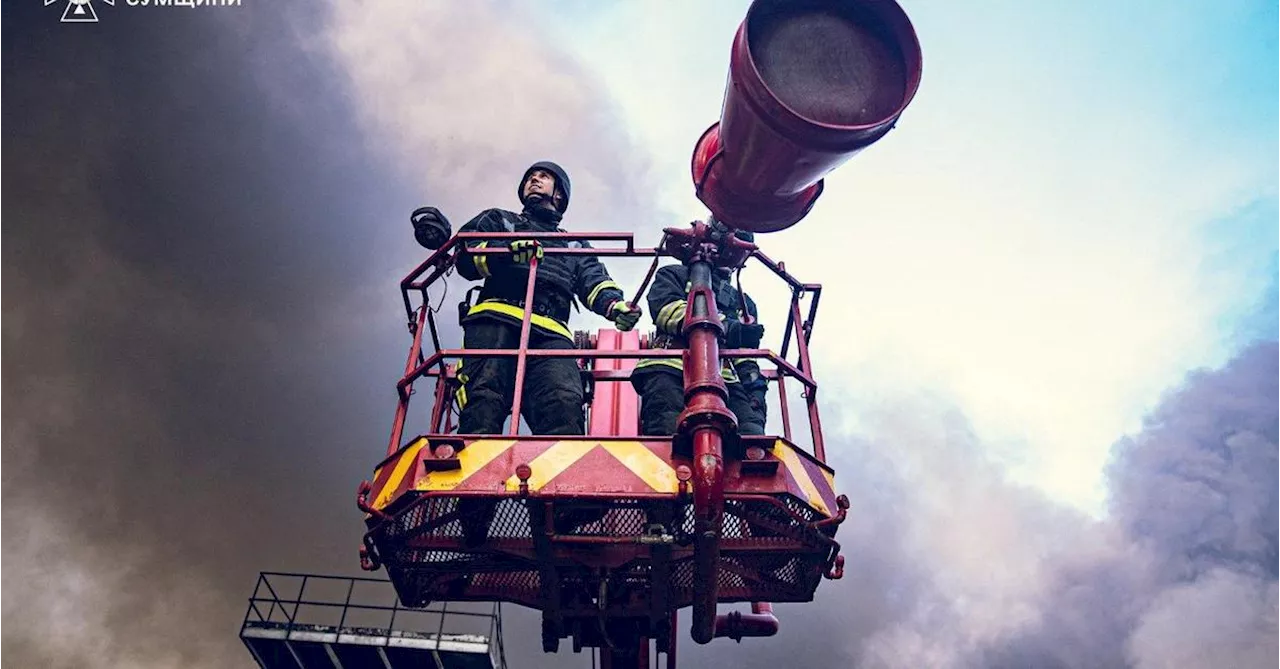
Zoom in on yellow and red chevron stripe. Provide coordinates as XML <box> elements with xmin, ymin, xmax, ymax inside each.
<box><xmin>367</xmin><ymin>438</ymin><xmax>682</xmax><ymax>510</ymax></box>
<box><xmin>500</xmin><ymin>440</ymin><xmax>680</xmax><ymax>493</ymax></box>
<box><xmin>367</xmin><ymin>436</ymin><xmax>839</xmax><ymax>518</ymax></box>
<box><xmin>368</xmin><ymin>439</ymin><xmax>425</xmax><ymax>511</ymax></box>
<box><xmin>414</xmin><ymin>438</ymin><xmax>680</xmax><ymax>495</ymax></box>
<box><xmin>770</xmin><ymin>439</ymin><xmax>838</xmax><ymax>516</ymax></box>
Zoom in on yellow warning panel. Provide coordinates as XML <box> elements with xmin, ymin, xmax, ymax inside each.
<box><xmin>416</xmin><ymin>439</ymin><xmax>517</xmax><ymax>491</ymax></box>
<box><xmin>772</xmin><ymin>440</ymin><xmax>831</xmax><ymax>515</ymax></box>
<box><xmin>372</xmin><ymin>440</ymin><xmax>425</xmax><ymax>510</ymax></box>
<box><xmin>503</xmin><ymin>441</ymin><xmax>596</xmax><ymax>491</ymax></box>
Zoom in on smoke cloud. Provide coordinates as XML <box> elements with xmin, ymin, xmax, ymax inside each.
<box><xmin>763</xmin><ymin>341</ymin><xmax>1278</xmax><ymax>669</ymax></box>
<box><xmin>2</xmin><ymin>1</ymin><xmax>655</xmax><ymax>666</ymax></box>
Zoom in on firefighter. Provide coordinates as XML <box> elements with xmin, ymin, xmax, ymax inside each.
<box><xmin>413</xmin><ymin>161</ymin><xmax>642</xmax><ymax>436</ymax></box>
<box><xmin>630</xmin><ymin>231</ymin><xmax>767</xmax><ymax>438</ymax></box>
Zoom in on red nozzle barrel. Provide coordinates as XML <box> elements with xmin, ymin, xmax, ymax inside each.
<box><xmin>692</xmin><ymin>0</ymin><xmax>922</xmax><ymax>233</ymax></box>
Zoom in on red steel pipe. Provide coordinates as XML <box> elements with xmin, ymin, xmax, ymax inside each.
<box><xmin>713</xmin><ymin>602</ymin><xmax>779</xmax><ymax>641</ymax></box>
<box><xmin>673</xmin><ymin>258</ymin><xmax>738</xmax><ymax>645</ymax></box>
<box><xmin>692</xmin><ymin>0</ymin><xmax>922</xmax><ymax>232</ymax></box>
<box><xmin>690</xmin><ymin>427</ymin><xmax>726</xmax><ymax>646</ymax></box>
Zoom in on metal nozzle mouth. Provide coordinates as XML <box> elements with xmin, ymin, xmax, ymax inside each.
<box><xmin>747</xmin><ymin>0</ymin><xmax>908</xmax><ymax>127</ymax></box>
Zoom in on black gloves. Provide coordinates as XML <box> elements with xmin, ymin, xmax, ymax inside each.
<box><xmin>411</xmin><ymin>206</ymin><xmax>452</xmax><ymax>250</ymax></box>
<box><xmin>724</xmin><ymin>320</ymin><xmax>765</xmax><ymax>348</ymax></box>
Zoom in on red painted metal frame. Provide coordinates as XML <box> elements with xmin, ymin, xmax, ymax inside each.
<box><xmin>387</xmin><ymin>304</ymin><xmax>429</xmax><ymax>455</ymax></box>
<box><xmin>371</xmin><ymin>228</ymin><xmax>836</xmax><ymax>664</ymax></box>
<box><xmin>385</xmin><ymin>231</ymin><xmax>825</xmax><ymax>462</ymax></box>
<box><xmin>590</xmin><ymin>330</ymin><xmax>642</xmax><ymax>436</ymax></box>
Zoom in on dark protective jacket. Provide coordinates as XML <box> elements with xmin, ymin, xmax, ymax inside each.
<box><xmin>634</xmin><ymin>264</ymin><xmax>762</xmax><ymax>385</ymax></box>
<box><xmin>455</xmin><ymin>207</ymin><xmax>624</xmax><ymax>340</ymax></box>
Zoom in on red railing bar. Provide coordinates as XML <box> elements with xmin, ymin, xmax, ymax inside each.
<box><xmin>790</xmin><ymin>297</ymin><xmax>824</xmax><ymax>462</ymax></box>
<box><xmin>631</xmin><ymin>251</ymin><xmax>663</xmax><ymax>312</ymax></box>
<box><xmin>776</xmin><ymin>374</ymin><xmax>793</xmax><ymax>442</ymax></box>
<box><xmin>507</xmin><ymin>256</ymin><xmax>540</xmax><ymax>435</ymax></box>
<box><xmin>426</xmin><ymin>308</ymin><xmax>444</xmax><ymax>367</ymax></box>
<box><xmin>803</xmin><ymin>284</ymin><xmax>822</xmax><ymax>346</ymax></box>
<box><xmin>398</xmin><ymin>349</ymin><xmax>816</xmax><ymax>391</ymax></box>
<box><xmin>399</xmin><ymin>233</ymin><xmax>822</xmax><ymax>327</ymax></box>
<box><xmin>779</xmin><ymin>291</ymin><xmax>798</xmax><ymax>362</ymax></box>
<box><xmin>749</xmin><ymin>249</ymin><xmax>805</xmax><ymax>292</ymax></box>
<box><xmin>387</xmin><ymin>304</ymin><xmax>429</xmax><ymax>456</ymax></box>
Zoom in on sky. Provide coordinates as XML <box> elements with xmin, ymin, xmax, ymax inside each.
<box><xmin>546</xmin><ymin>0</ymin><xmax>1280</xmax><ymax>514</ymax></box>
<box><xmin>1</xmin><ymin>1</ymin><xmax>1276</xmax><ymax>668</ymax></box>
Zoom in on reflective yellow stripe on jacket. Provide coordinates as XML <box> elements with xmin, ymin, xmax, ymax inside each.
<box><xmin>585</xmin><ymin>280</ymin><xmax>620</xmax><ymax>309</ymax></box>
<box><xmin>634</xmin><ymin>355</ymin><xmax>741</xmax><ymax>383</ymax></box>
<box><xmin>472</xmin><ymin>242</ymin><xmax>492</xmax><ymax>278</ymax></box>
<box><xmin>656</xmin><ymin>300</ymin><xmax>687</xmax><ymax>333</ymax></box>
<box><xmin>467</xmin><ymin>299</ymin><xmax>573</xmax><ymax>340</ymax></box>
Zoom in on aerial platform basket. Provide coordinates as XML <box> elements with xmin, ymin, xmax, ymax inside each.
<box><xmin>357</xmin><ymin>231</ymin><xmax>848</xmax><ymax>654</ymax></box>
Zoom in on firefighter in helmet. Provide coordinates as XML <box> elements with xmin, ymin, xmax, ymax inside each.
<box><xmin>412</xmin><ymin>161</ymin><xmax>642</xmax><ymax>436</ymax></box>
<box><xmin>630</xmin><ymin>229</ymin><xmax>767</xmax><ymax>438</ymax></box>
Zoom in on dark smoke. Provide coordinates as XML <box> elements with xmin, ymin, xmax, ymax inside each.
<box><xmin>2</xmin><ymin>3</ymin><xmax>413</xmax><ymax>666</ymax></box>
<box><xmin>2</xmin><ymin>2</ymin><xmax>657</xmax><ymax>667</ymax></box>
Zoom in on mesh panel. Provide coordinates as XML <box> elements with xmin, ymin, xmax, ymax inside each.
<box><xmin>721</xmin><ymin>510</ymin><xmax>750</xmax><ymax>539</ymax></box>
<box><xmin>487</xmin><ymin>499</ymin><xmax>531</xmax><ymax>539</ymax></box>
<box><xmin>372</xmin><ymin>493</ymin><xmax>836</xmax><ymax>611</ymax></box>
<box><xmin>562</xmin><ymin>503</ymin><xmax>652</xmax><ymax>537</ymax></box>
<box><xmin>678</xmin><ymin>504</ymin><xmax>697</xmax><ymax>537</ymax></box>
<box><xmin>717</xmin><ymin>557</ymin><xmax>749</xmax><ymax>590</ymax></box>
<box><xmin>471</xmin><ymin>569</ymin><xmax>540</xmax><ymax>593</ymax></box>
<box><xmin>384</xmin><ymin>497</ymin><xmax>461</xmax><ymax>541</ymax></box>
<box><xmin>671</xmin><ymin>559</ymin><xmax>696</xmax><ymax>592</ymax></box>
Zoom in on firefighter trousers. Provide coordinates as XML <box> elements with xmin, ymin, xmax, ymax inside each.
<box><xmin>456</xmin><ymin>317</ymin><xmax>585</xmax><ymax>435</ymax></box>
<box><xmin>631</xmin><ymin>368</ymin><xmax>766</xmax><ymax>437</ymax></box>
<box><xmin>454</xmin><ymin>317</ymin><xmax>585</xmax><ymax>546</ymax></box>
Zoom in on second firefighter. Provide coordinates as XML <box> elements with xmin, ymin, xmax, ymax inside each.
<box><xmin>630</xmin><ymin>232</ymin><xmax>767</xmax><ymax>438</ymax></box>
